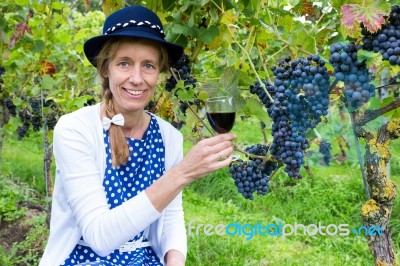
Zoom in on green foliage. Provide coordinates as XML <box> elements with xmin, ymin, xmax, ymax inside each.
<box><xmin>0</xmin><ymin>178</ymin><xmax>27</xmax><ymax>223</ymax></box>
<box><xmin>0</xmin><ymin>214</ymin><xmax>48</xmax><ymax>266</ymax></box>
<box><xmin>1</xmin><ymin>135</ymin><xmax>49</xmax><ymax>193</ymax></box>
<box><xmin>0</xmin><ymin>171</ymin><xmax>46</xmax><ymax>221</ymax></box>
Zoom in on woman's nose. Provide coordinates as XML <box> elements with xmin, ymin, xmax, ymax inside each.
<box><xmin>128</xmin><ymin>66</ymin><xmax>143</xmax><ymax>84</ymax></box>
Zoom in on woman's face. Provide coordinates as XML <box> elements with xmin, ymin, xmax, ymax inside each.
<box><xmin>106</xmin><ymin>39</ymin><xmax>160</xmax><ymax>114</ymax></box>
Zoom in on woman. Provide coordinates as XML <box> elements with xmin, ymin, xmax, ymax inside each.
<box><xmin>39</xmin><ymin>5</ymin><xmax>235</xmax><ymax>266</ymax></box>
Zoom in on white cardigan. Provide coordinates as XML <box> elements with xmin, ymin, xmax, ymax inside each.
<box><xmin>39</xmin><ymin>103</ymin><xmax>187</xmax><ymax>266</ymax></box>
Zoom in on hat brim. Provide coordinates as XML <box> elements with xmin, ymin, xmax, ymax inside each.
<box><xmin>84</xmin><ymin>31</ymin><xmax>183</xmax><ymax>68</ymax></box>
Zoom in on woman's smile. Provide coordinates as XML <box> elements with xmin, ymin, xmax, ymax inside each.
<box><xmin>124</xmin><ymin>89</ymin><xmax>145</xmax><ymax>96</ymax></box>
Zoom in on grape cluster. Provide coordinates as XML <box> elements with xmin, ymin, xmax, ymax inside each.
<box><xmin>361</xmin><ymin>5</ymin><xmax>400</xmax><ymax>66</ymax></box>
<box><xmin>199</xmin><ymin>17</ymin><xmax>207</xmax><ymax>28</ymax></box>
<box><xmin>164</xmin><ymin>53</ymin><xmax>199</xmax><ymax>120</ymax></box>
<box><xmin>77</xmin><ymin>90</ymin><xmax>98</xmax><ymax>107</ymax></box>
<box><xmin>229</xmin><ymin>144</ymin><xmax>278</xmax><ymax>200</ymax></box>
<box><xmin>0</xmin><ymin>66</ymin><xmax>5</xmax><ymax>91</ymax></box>
<box><xmin>329</xmin><ymin>42</ymin><xmax>376</xmax><ymax>108</ymax></box>
<box><xmin>249</xmin><ymin>80</ymin><xmax>275</xmax><ymax>110</ymax></box>
<box><xmin>45</xmin><ymin>112</ymin><xmax>58</xmax><ymax>130</ymax></box>
<box><xmin>17</xmin><ymin>109</ymin><xmax>31</xmax><ymax>140</ymax></box>
<box><xmin>319</xmin><ymin>139</ymin><xmax>332</xmax><ymax>165</ymax></box>
<box><xmin>165</xmin><ymin>53</ymin><xmax>197</xmax><ymax>92</ymax></box>
<box><xmin>5</xmin><ymin>95</ymin><xmax>59</xmax><ymax>140</ymax></box>
<box><xmin>4</xmin><ymin>97</ymin><xmax>17</xmax><ymax>116</ymax></box>
<box><xmin>251</xmin><ymin>55</ymin><xmax>330</xmax><ymax>179</ymax></box>
<box><xmin>29</xmin><ymin>97</ymin><xmax>42</xmax><ymax>131</ymax></box>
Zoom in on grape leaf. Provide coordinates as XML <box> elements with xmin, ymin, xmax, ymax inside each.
<box><xmin>277</xmin><ymin>15</ymin><xmax>293</xmax><ymax>35</ymax></box>
<box><xmin>51</xmin><ymin>2</ymin><xmax>65</xmax><ymax>10</ymax></box>
<box><xmin>67</xmin><ymin>95</ymin><xmax>94</xmax><ymax>110</ymax></box>
<box><xmin>40</xmin><ymin>75</ymin><xmax>55</xmax><ymax>90</ymax></box>
<box><xmin>220</xmin><ymin>9</ymin><xmax>237</xmax><ymax>24</ymax></box>
<box><xmin>197</xmin><ymin>25</ymin><xmax>219</xmax><ymax>44</ymax></box>
<box><xmin>242</xmin><ymin>97</ymin><xmax>270</xmax><ymax>126</ymax></box>
<box><xmin>341</xmin><ymin>4</ymin><xmax>386</xmax><ymax>33</ymax></box>
<box><xmin>292</xmin><ymin>0</ymin><xmax>315</xmax><ymax>17</ymax></box>
<box><xmin>176</xmin><ymin>86</ymin><xmax>195</xmax><ymax>102</ymax></box>
<box><xmin>102</xmin><ymin>0</ymin><xmax>124</xmax><ymax>16</ymax></box>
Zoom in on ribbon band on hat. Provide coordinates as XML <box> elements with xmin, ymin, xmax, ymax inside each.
<box><xmin>102</xmin><ymin>113</ymin><xmax>125</xmax><ymax>130</ymax></box>
<box><xmin>104</xmin><ymin>20</ymin><xmax>165</xmax><ymax>37</ymax></box>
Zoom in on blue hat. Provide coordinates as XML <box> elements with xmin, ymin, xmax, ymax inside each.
<box><xmin>84</xmin><ymin>6</ymin><xmax>183</xmax><ymax>67</ymax></box>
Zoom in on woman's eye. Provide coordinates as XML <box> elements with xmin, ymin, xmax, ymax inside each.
<box><xmin>144</xmin><ymin>63</ymin><xmax>154</xmax><ymax>70</ymax></box>
<box><xmin>118</xmin><ymin>61</ymin><xmax>130</xmax><ymax>68</ymax></box>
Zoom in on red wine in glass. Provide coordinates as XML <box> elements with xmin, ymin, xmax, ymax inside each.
<box><xmin>205</xmin><ymin>96</ymin><xmax>236</xmax><ymax>134</ymax></box>
<box><xmin>206</xmin><ymin>112</ymin><xmax>235</xmax><ymax>133</ymax></box>
<box><xmin>205</xmin><ymin>96</ymin><xmax>238</xmax><ymax>160</ymax></box>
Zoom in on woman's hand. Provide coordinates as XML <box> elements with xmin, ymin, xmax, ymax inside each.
<box><xmin>164</xmin><ymin>249</ymin><xmax>185</xmax><ymax>266</ymax></box>
<box><xmin>145</xmin><ymin>133</ymin><xmax>236</xmax><ymax>212</ymax></box>
<box><xmin>175</xmin><ymin>133</ymin><xmax>236</xmax><ymax>184</ymax></box>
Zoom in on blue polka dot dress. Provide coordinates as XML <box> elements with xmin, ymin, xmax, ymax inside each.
<box><xmin>62</xmin><ymin>115</ymin><xmax>165</xmax><ymax>266</ymax></box>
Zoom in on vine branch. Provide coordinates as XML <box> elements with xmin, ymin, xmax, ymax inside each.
<box><xmin>354</xmin><ymin>99</ymin><xmax>400</xmax><ymax>126</ymax></box>
<box><xmin>226</xmin><ymin>26</ymin><xmax>274</xmax><ymax>102</ymax></box>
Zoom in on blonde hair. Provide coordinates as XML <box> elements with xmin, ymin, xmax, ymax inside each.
<box><xmin>96</xmin><ymin>37</ymin><xmax>169</xmax><ymax>166</ymax></box>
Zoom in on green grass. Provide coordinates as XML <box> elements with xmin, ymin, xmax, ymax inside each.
<box><xmin>183</xmin><ymin>165</ymin><xmax>377</xmax><ymax>265</ymax></box>
<box><xmin>1</xmin><ymin>132</ymin><xmax>48</xmax><ymax>195</ymax></box>
<box><xmin>0</xmin><ymin>115</ymin><xmax>399</xmax><ymax>265</ymax></box>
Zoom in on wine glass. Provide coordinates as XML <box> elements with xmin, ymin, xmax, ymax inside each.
<box><xmin>205</xmin><ymin>96</ymin><xmax>236</xmax><ymax>134</ymax></box>
<box><xmin>205</xmin><ymin>96</ymin><xmax>238</xmax><ymax>160</ymax></box>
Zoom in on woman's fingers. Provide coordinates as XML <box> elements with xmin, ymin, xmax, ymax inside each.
<box><xmin>196</xmin><ymin>133</ymin><xmax>236</xmax><ymax>158</ymax></box>
<box><xmin>199</xmin><ymin>133</ymin><xmax>236</xmax><ymax>146</ymax></box>
<box><xmin>177</xmin><ymin>134</ymin><xmax>236</xmax><ymax>181</ymax></box>
<box><xmin>217</xmin><ymin>145</ymin><xmax>234</xmax><ymax>160</ymax></box>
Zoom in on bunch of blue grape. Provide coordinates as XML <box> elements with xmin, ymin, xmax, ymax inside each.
<box><xmin>29</xmin><ymin>97</ymin><xmax>42</xmax><ymax>131</ymax></box>
<box><xmin>229</xmin><ymin>144</ymin><xmax>278</xmax><ymax>200</ymax></box>
<box><xmin>45</xmin><ymin>112</ymin><xmax>58</xmax><ymax>130</ymax></box>
<box><xmin>250</xmin><ymin>55</ymin><xmax>330</xmax><ymax>179</ymax></box>
<box><xmin>199</xmin><ymin>17</ymin><xmax>207</xmax><ymax>28</ymax></box>
<box><xmin>0</xmin><ymin>66</ymin><xmax>4</xmax><ymax>92</ymax></box>
<box><xmin>319</xmin><ymin>139</ymin><xmax>332</xmax><ymax>165</ymax></box>
<box><xmin>4</xmin><ymin>97</ymin><xmax>17</xmax><ymax>116</ymax></box>
<box><xmin>164</xmin><ymin>53</ymin><xmax>199</xmax><ymax>123</ymax></box>
<box><xmin>17</xmin><ymin>109</ymin><xmax>31</xmax><ymax>140</ymax></box>
<box><xmin>249</xmin><ymin>80</ymin><xmax>275</xmax><ymax>110</ymax></box>
<box><xmin>361</xmin><ymin>5</ymin><xmax>400</xmax><ymax>66</ymax></box>
<box><xmin>27</xmin><ymin>96</ymin><xmax>59</xmax><ymax>132</ymax></box>
<box><xmin>8</xmin><ymin>95</ymin><xmax>59</xmax><ymax>139</ymax></box>
<box><xmin>329</xmin><ymin>42</ymin><xmax>376</xmax><ymax>109</ymax></box>
<box><xmin>165</xmin><ymin>53</ymin><xmax>197</xmax><ymax>92</ymax></box>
